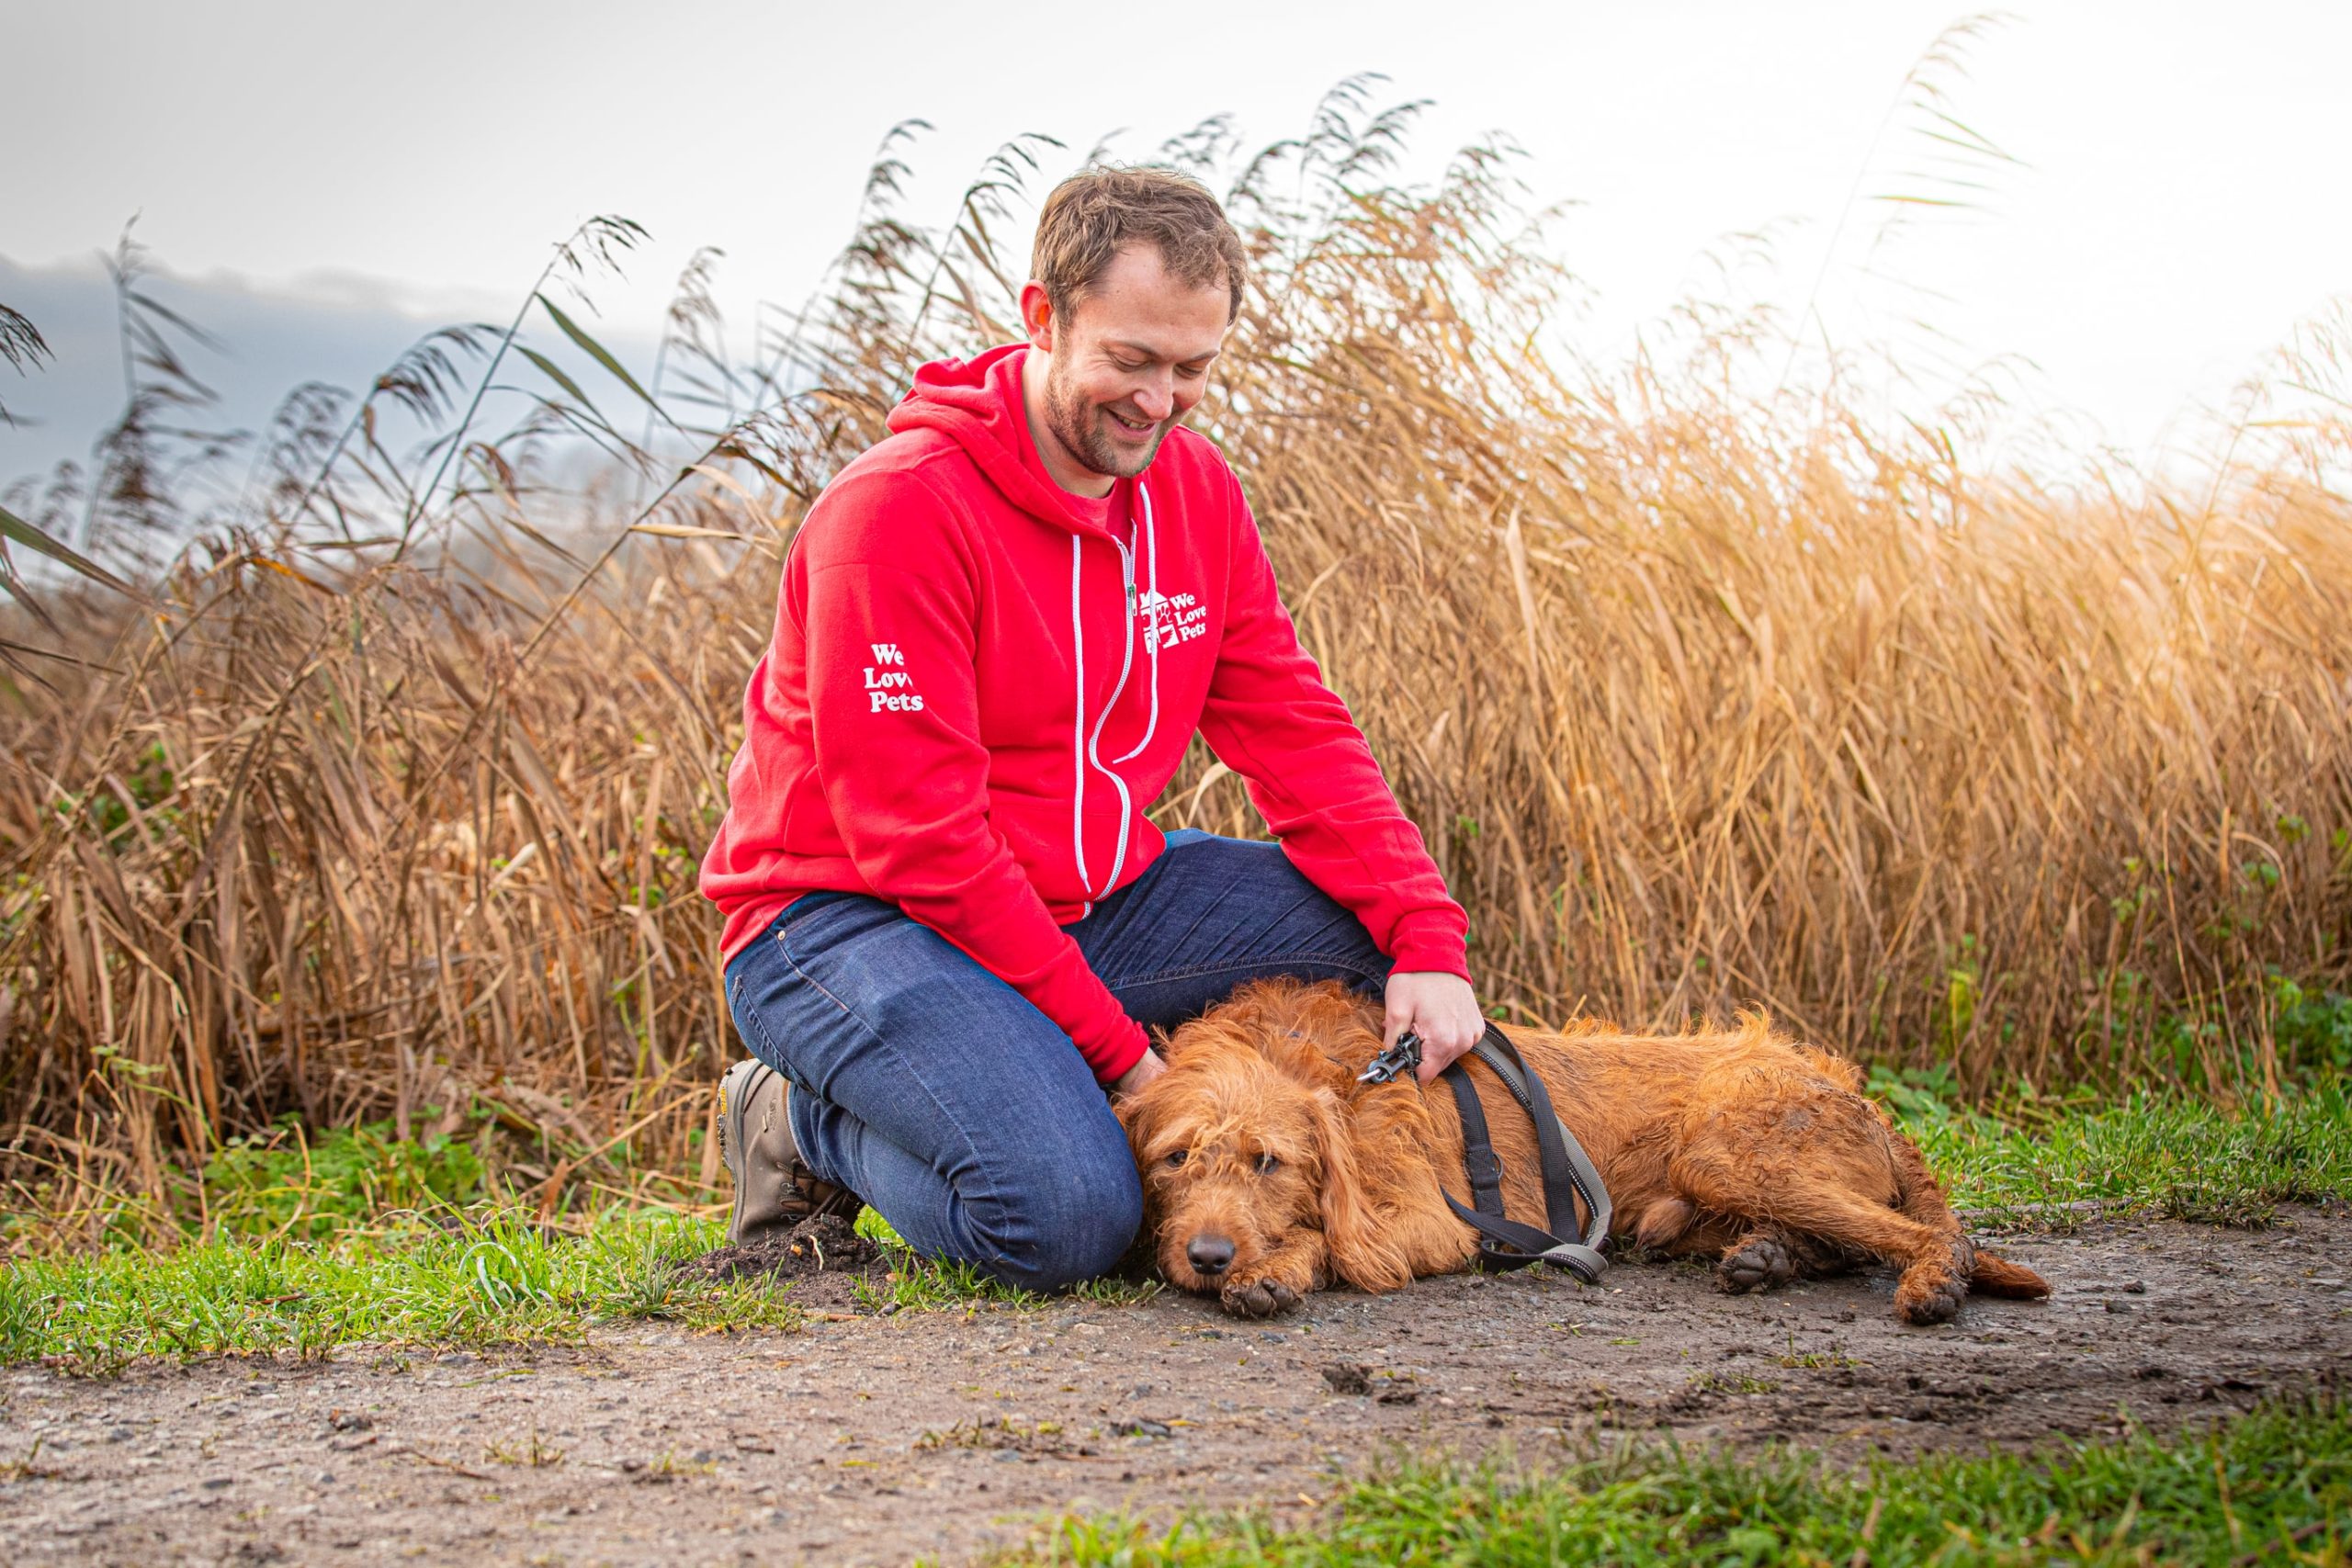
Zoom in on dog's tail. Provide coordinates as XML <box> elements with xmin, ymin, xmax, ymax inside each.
<box><xmin>1968</xmin><ymin>1250</ymin><xmax>2052</xmax><ymax>1299</ymax></box>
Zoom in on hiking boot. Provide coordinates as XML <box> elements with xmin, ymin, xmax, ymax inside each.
<box><xmin>716</xmin><ymin>1058</ymin><xmax>858</xmax><ymax>1246</ymax></box>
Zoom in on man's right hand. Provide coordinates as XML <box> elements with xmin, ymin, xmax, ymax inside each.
<box><xmin>1110</xmin><ymin>1047</ymin><xmax>1168</xmax><ymax>1100</ymax></box>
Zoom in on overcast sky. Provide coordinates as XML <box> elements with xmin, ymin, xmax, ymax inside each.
<box><xmin>6</xmin><ymin>0</ymin><xmax>2347</xmax><ymax>492</ymax></box>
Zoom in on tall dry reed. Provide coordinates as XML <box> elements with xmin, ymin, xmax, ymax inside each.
<box><xmin>3</xmin><ymin>85</ymin><xmax>2347</xmax><ymax>1239</ymax></box>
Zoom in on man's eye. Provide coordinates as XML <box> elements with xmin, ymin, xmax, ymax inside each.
<box><xmin>1164</xmin><ymin>1149</ymin><xmax>1188</xmax><ymax>1168</ymax></box>
<box><xmin>1256</xmin><ymin>1153</ymin><xmax>1281</xmax><ymax>1174</ymax></box>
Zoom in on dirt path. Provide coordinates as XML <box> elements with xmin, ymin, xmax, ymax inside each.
<box><xmin>6</xmin><ymin>1205</ymin><xmax>2349</xmax><ymax>1567</ymax></box>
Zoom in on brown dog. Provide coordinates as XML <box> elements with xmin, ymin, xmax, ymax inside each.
<box><xmin>1117</xmin><ymin>978</ymin><xmax>2050</xmax><ymax>1324</ymax></box>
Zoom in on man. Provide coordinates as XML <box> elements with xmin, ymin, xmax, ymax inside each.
<box><xmin>701</xmin><ymin>165</ymin><xmax>1483</xmax><ymax>1292</ymax></box>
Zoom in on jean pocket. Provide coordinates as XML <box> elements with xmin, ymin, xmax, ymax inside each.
<box><xmin>775</xmin><ymin>888</ymin><xmax>865</xmax><ymax>947</ymax></box>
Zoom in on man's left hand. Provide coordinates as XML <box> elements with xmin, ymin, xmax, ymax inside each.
<box><xmin>1382</xmin><ymin>971</ymin><xmax>1485</xmax><ymax>1084</ymax></box>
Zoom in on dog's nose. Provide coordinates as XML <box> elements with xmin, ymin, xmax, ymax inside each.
<box><xmin>1186</xmin><ymin>1235</ymin><xmax>1235</xmax><ymax>1275</ymax></box>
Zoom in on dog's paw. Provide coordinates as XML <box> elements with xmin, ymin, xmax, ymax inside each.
<box><xmin>1896</xmin><ymin>1273</ymin><xmax>1965</xmax><ymax>1326</ymax></box>
<box><xmin>1715</xmin><ymin>1233</ymin><xmax>1795</xmax><ymax>1294</ymax></box>
<box><xmin>1220</xmin><ymin>1278</ymin><xmax>1301</xmax><ymax>1318</ymax></box>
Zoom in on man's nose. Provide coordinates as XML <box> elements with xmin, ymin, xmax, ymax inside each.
<box><xmin>1130</xmin><ymin>376</ymin><xmax>1173</xmax><ymax>422</ymax></box>
<box><xmin>1186</xmin><ymin>1235</ymin><xmax>1235</xmax><ymax>1275</ymax></box>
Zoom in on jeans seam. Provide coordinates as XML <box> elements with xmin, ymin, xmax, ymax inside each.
<box><xmin>774</xmin><ymin>924</ymin><xmax>1021</xmax><ymax>1275</ymax></box>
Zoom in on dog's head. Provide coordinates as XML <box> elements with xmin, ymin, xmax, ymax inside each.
<box><xmin>1114</xmin><ymin>981</ymin><xmax>1404</xmax><ymax>1299</ymax></box>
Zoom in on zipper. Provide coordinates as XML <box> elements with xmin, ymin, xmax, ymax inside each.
<box><xmin>1113</xmin><ymin>480</ymin><xmax>1163</xmax><ymax>769</ymax></box>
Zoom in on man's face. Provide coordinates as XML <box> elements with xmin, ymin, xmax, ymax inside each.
<box><xmin>1027</xmin><ymin>244</ymin><xmax>1231</xmax><ymax>483</ymax></box>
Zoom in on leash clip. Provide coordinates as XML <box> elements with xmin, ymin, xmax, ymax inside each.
<box><xmin>1359</xmin><ymin>1031</ymin><xmax>1423</xmax><ymax>1084</ymax></box>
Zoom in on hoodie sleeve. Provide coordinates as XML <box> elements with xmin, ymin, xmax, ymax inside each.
<box><xmin>1194</xmin><ymin>468</ymin><xmax>1472</xmax><ymax>981</ymax></box>
<box><xmin>793</xmin><ymin>470</ymin><xmax>1151</xmax><ymax>1082</ymax></box>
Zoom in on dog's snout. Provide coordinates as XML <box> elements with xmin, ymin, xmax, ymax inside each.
<box><xmin>1186</xmin><ymin>1235</ymin><xmax>1236</xmax><ymax>1275</ymax></box>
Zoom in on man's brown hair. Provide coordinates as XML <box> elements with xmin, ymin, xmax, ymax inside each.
<box><xmin>1031</xmin><ymin>165</ymin><xmax>1249</xmax><ymax>324</ymax></box>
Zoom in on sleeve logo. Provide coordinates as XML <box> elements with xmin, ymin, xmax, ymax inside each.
<box><xmin>862</xmin><ymin>643</ymin><xmax>925</xmax><ymax>712</ymax></box>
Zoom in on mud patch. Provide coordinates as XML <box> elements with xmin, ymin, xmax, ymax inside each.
<box><xmin>673</xmin><ymin>1210</ymin><xmax>885</xmax><ymax>1311</ymax></box>
<box><xmin>6</xmin><ymin>1204</ymin><xmax>2347</xmax><ymax>1567</ymax></box>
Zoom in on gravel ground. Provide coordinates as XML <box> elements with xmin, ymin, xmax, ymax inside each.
<box><xmin>6</xmin><ymin>1203</ymin><xmax>2349</xmax><ymax>1566</ymax></box>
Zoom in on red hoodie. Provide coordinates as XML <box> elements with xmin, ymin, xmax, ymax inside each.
<box><xmin>700</xmin><ymin>344</ymin><xmax>1469</xmax><ymax>1082</ymax></box>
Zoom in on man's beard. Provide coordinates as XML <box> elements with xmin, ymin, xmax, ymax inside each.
<box><xmin>1044</xmin><ymin>361</ymin><xmax>1169</xmax><ymax>479</ymax></box>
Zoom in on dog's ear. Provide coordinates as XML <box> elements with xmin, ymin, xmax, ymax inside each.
<box><xmin>1111</xmin><ymin>1060</ymin><xmax>1162</xmax><ymax>1145</ymax></box>
<box><xmin>1308</xmin><ymin>1087</ymin><xmax>1412</xmax><ymax>1293</ymax></box>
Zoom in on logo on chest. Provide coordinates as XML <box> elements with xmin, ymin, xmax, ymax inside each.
<box><xmin>1136</xmin><ymin>589</ymin><xmax>1208</xmax><ymax>650</ymax></box>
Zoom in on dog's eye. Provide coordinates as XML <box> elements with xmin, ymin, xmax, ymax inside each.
<box><xmin>1256</xmin><ymin>1153</ymin><xmax>1281</xmax><ymax>1174</ymax></box>
<box><xmin>1164</xmin><ymin>1149</ymin><xmax>1188</xmax><ymax>1168</ymax></box>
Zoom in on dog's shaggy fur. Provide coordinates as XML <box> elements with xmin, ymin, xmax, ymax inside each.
<box><xmin>1118</xmin><ymin>979</ymin><xmax>2051</xmax><ymax>1324</ymax></box>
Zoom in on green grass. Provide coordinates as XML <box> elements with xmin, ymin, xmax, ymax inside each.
<box><xmin>1900</xmin><ymin>1081</ymin><xmax>2352</xmax><ymax>1227</ymax></box>
<box><xmin>0</xmin><ymin>1203</ymin><xmax>1156</xmax><ymax>1371</ymax></box>
<box><xmin>0</xmin><ymin>1210</ymin><xmax>798</xmax><ymax>1372</ymax></box>
<box><xmin>849</xmin><ymin>1205</ymin><xmax>1164</xmax><ymax>1314</ymax></box>
<box><xmin>1017</xmin><ymin>1395</ymin><xmax>2352</xmax><ymax>1566</ymax></box>
<box><xmin>2</xmin><ymin>1088</ymin><xmax>2345</xmax><ymax>1370</ymax></box>
<box><xmin>843</xmin><ymin>1254</ymin><xmax>1164</xmax><ymax>1315</ymax></box>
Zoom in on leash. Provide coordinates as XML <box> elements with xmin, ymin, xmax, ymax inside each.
<box><xmin>1361</xmin><ymin>1024</ymin><xmax>1611</xmax><ymax>1282</ymax></box>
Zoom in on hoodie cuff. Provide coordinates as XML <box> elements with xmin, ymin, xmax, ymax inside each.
<box><xmin>1387</xmin><ymin>920</ymin><xmax>1472</xmax><ymax>986</ymax></box>
<box><xmin>1088</xmin><ymin>1020</ymin><xmax>1152</xmax><ymax>1086</ymax></box>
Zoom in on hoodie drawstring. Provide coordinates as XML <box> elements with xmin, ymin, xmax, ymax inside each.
<box><xmin>1070</xmin><ymin>478</ymin><xmax>1163</xmax><ymax>916</ymax></box>
<box><xmin>1112</xmin><ymin>482</ymin><xmax>1162</xmax><ymax>768</ymax></box>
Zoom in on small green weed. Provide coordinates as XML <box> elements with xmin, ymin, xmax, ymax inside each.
<box><xmin>1773</xmin><ymin>1332</ymin><xmax>1863</xmax><ymax>1371</ymax></box>
<box><xmin>916</xmin><ymin>1416</ymin><xmax>1071</xmax><ymax>1454</ymax></box>
<box><xmin>2270</xmin><ymin>972</ymin><xmax>2352</xmax><ymax>1079</ymax></box>
<box><xmin>1069</xmin><ymin>1274</ymin><xmax>1165</xmax><ymax>1308</ymax></box>
<box><xmin>1686</xmin><ymin>1372</ymin><xmax>1781</xmax><ymax>1395</ymax></box>
<box><xmin>203</xmin><ymin>1114</ymin><xmax>487</xmax><ymax>1239</ymax></box>
<box><xmin>1866</xmin><ymin>1060</ymin><xmax>1965</xmax><ymax>1122</ymax></box>
<box><xmin>482</xmin><ymin>1428</ymin><xmax>566</xmax><ymax>1468</ymax></box>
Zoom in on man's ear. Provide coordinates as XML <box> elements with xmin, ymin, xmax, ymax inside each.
<box><xmin>1019</xmin><ymin>280</ymin><xmax>1056</xmax><ymax>352</ymax></box>
<box><xmin>1309</xmin><ymin>1088</ymin><xmax>1410</xmax><ymax>1293</ymax></box>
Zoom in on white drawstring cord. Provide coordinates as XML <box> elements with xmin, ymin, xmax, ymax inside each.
<box><xmin>1072</xmin><ymin>479</ymin><xmax>1162</xmax><ymax>910</ymax></box>
<box><xmin>1113</xmin><ymin>479</ymin><xmax>1162</xmax><ymax>766</ymax></box>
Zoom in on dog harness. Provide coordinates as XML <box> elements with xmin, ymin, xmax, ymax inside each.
<box><xmin>1362</xmin><ymin>1024</ymin><xmax>1612</xmax><ymax>1282</ymax></box>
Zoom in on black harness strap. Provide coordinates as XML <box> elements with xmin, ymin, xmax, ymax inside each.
<box><xmin>1468</xmin><ymin>1033</ymin><xmax>1613</xmax><ymax>1246</ymax></box>
<box><xmin>1442</xmin><ymin>1053</ymin><xmax>1510</xmax><ymax>1220</ymax></box>
<box><xmin>1437</xmin><ymin>1023</ymin><xmax>1611</xmax><ymax>1283</ymax></box>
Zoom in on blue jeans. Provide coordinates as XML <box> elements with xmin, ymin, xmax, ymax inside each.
<box><xmin>722</xmin><ymin>829</ymin><xmax>1393</xmax><ymax>1292</ymax></box>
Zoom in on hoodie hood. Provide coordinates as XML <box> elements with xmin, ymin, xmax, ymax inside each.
<box><xmin>887</xmin><ymin>345</ymin><xmax>1129</xmax><ymax>540</ymax></box>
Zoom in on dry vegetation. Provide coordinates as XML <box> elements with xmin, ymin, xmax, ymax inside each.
<box><xmin>3</xmin><ymin>84</ymin><xmax>2348</xmax><ymax>1242</ymax></box>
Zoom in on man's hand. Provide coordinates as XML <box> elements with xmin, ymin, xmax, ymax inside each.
<box><xmin>1383</xmin><ymin>971</ymin><xmax>1485</xmax><ymax>1084</ymax></box>
<box><xmin>1109</xmin><ymin>1046</ymin><xmax>1168</xmax><ymax>1100</ymax></box>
